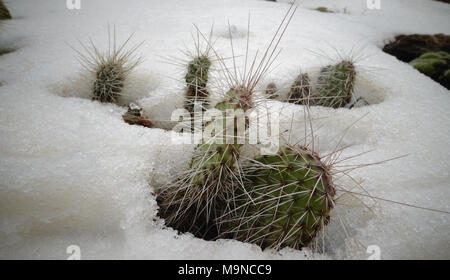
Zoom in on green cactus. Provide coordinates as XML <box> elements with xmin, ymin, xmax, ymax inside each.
<box><xmin>0</xmin><ymin>0</ymin><xmax>12</xmax><ymax>20</ymax></box>
<box><xmin>184</xmin><ymin>55</ymin><xmax>212</xmax><ymax>114</ymax></box>
<box><xmin>223</xmin><ymin>146</ymin><xmax>335</xmax><ymax>250</ymax></box>
<box><xmin>75</xmin><ymin>30</ymin><xmax>142</xmax><ymax>104</ymax></box>
<box><xmin>409</xmin><ymin>51</ymin><xmax>450</xmax><ymax>89</ymax></box>
<box><xmin>92</xmin><ymin>62</ymin><xmax>126</xmax><ymax>103</ymax></box>
<box><xmin>158</xmin><ymin>87</ymin><xmax>252</xmax><ymax>237</ymax></box>
<box><xmin>313</xmin><ymin>60</ymin><xmax>356</xmax><ymax>108</ymax></box>
<box><xmin>287</xmin><ymin>73</ymin><xmax>311</xmax><ymax>104</ymax></box>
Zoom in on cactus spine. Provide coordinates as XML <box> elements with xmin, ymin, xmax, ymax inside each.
<box><xmin>223</xmin><ymin>146</ymin><xmax>335</xmax><ymax>250</ymax></box>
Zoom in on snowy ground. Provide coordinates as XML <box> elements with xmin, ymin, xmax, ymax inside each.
<box><xmin>0</xmin><ymin>0</ymin><xmax>449</xmax><ymax>259</ymax></box>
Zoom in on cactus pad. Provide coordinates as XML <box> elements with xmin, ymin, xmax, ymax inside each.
<box><xmin>224</xmin><ymin>146</ymin><xmax>335</xmax><ymax>250</ymax></box>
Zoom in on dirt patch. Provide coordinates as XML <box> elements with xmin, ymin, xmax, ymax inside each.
<box><xmin>383</xmin><ymin>34</ymin><xmax>450</xmax><ymax>62</ymax></box>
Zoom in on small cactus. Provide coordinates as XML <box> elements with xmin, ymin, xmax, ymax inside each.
<box><xmin>313</xmin><ymin>60</ymin><xmax>356</xmax><ymax>108</ymax></box>
<box><xmin>265</xmin><ymin>82</ymin><xmax>278</xmax><ymax>99</ymax></box>
<box><xmin>223</xmin><ymin>146</ymin><xmax>335</xmax><ymax>250</ymax></box>
<box><xmin>0</xmin><ymin>0</ymin><xmax>12</xmax><ymax>20</ymax></box>
<box><xmin>287</xmin><ymin>73</ymin><xmax>311</xmax><ymax>104</ymax></box>
<box><xmin>184</xmin><ymin>55</ymin><xmax>212</xmax><ymax>114</ymax></box>
<box><xmin>409</xmin><ymin>51</ymin><xmax>450</xmax><ymax>89</ymax></box>
<box><xmin>74</xmin><ymin>28</ymin><xmax>142</xmax><ymax>104</ymax></box>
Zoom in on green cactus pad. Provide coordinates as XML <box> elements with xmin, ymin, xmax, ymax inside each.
<box><xmin>314</xmin><ymin>60</ymin><xmax>356</xmax><ymax>108</ymax></box>
<box><xmin>0</xmin><ymin>0</ymin><xmax>12</xmax><ymax>20</ymax></box>
<box><xmin>288</xmin><ymin>73</ymin><xmax>311</xmax><ymax>104</ymax></box>
<box><xmin>224</xmin><ymin>146</ymin><xmax>335</xmax><ymax>250</ymax></box>
<box><xmin>185</xmin><ymin>56</ymin><xmax>211</xmax><ymax>114</ymax></box>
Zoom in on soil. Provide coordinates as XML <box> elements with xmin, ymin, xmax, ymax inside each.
<box><xmin>383</xmin><ymin>34</ymin><xmax>450</xmax><ymax>62</ymax></box>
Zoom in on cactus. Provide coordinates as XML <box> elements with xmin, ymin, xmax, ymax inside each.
<box><xmin>184</xmin><ymin>55</ymin><xmax>212</xmax><ymax>115</ymax></box>
<box><xmin>0</xmin><ymin>0</ymin><xmax>12</xmax><ymax>20</ymax></box>
<box><xmin>287</xmin><ymin>73</ymin><xmax>311</xmax><ymax>104</ymax></box>
<box><xmin>265</xmin><ymin>82</ymin><xmax>278</xmax><ymax>99</ymax></box>
<box><xmin>409</xmin><ymin>51</ymin><xmax>450</xmax><ymax>89</ymax></box>
<box><xmin>74</xmin><ymin>28</ymin><xmax>142</xmax><ymax>104</ymax></box>
<box><xmin>158</xmin><ymin>86</ymin><xmax>253</xmax><ymax>237</ymax></box>
<box><xmin>222</xmin><ymin>146</ymin><xmax>336</xmax><ymax>250</ymax></box>
<box><xmin>313</xmin><ymin>60</ymin><xmax>356</xmax><ymax>108</ymax></box>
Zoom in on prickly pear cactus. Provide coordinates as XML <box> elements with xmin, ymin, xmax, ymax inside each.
<box><xmin>224</xmin><ymin>146</ymin><xmax>335</xmax><ymax>250</ymax></box>
<box><xmin>409</xmin><ymin>51</ymin><xmax>450</xmax><ymax>89</ymax></box>
<box><xmin>314</xmin><ymin>60</ymin><xmax>356</xmax><ymax>108</ymax></box>
<box><xmin>288</xmin><ymin>73</ymin><xmax>311</xmax><ymax>104</ymax></box>
<box><xmin>185</xmin><ymin>56</ymin><xmax>211</xmax><ymax>114</ymax></box>
<box><xmin>0</xmin><ymin>0</ymin><xmax>12</xmax><ymax>20</ymax></box>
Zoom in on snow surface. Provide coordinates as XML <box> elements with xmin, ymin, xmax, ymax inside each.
<box><xmin>0</xmin><ymin>0</ymin><xmax>449</xmax><ymax>259</ymax></box>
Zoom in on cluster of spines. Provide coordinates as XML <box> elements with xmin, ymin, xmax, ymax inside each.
<box><xmin>222</xmin><ymin>146</ymin><xmax>335</xmax><ymax>250</ymax></box>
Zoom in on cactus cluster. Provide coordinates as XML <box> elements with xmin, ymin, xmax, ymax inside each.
<box><xmin>156</xmin><ymin>6</ymin><xmax>346</xmax><ymax>251</ymax></box>
<box><xmin>409</xmin><ymin>51</ymin><xmax>450</xmax><ymax>89</ymax></box>
<box><xmin>0</xmin><ymin>0</ymin><xmax>12</xmax><ymax>20</ymax></box>
<box><xmin>271</xmin><ymin>61</ymin><xmax>357</xmax><ymax>108</ymax></box>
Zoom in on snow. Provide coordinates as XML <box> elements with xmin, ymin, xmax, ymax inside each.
<box><xmin>0</xmin><ymin>0</ymin><xmax>449</xmax><ymax>259</ymax></box>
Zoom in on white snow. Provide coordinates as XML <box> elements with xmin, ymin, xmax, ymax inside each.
<box><xmin>0</xmin><ymin>0</ymin><xmax>449</xmax><ymax>259</ymax></box>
